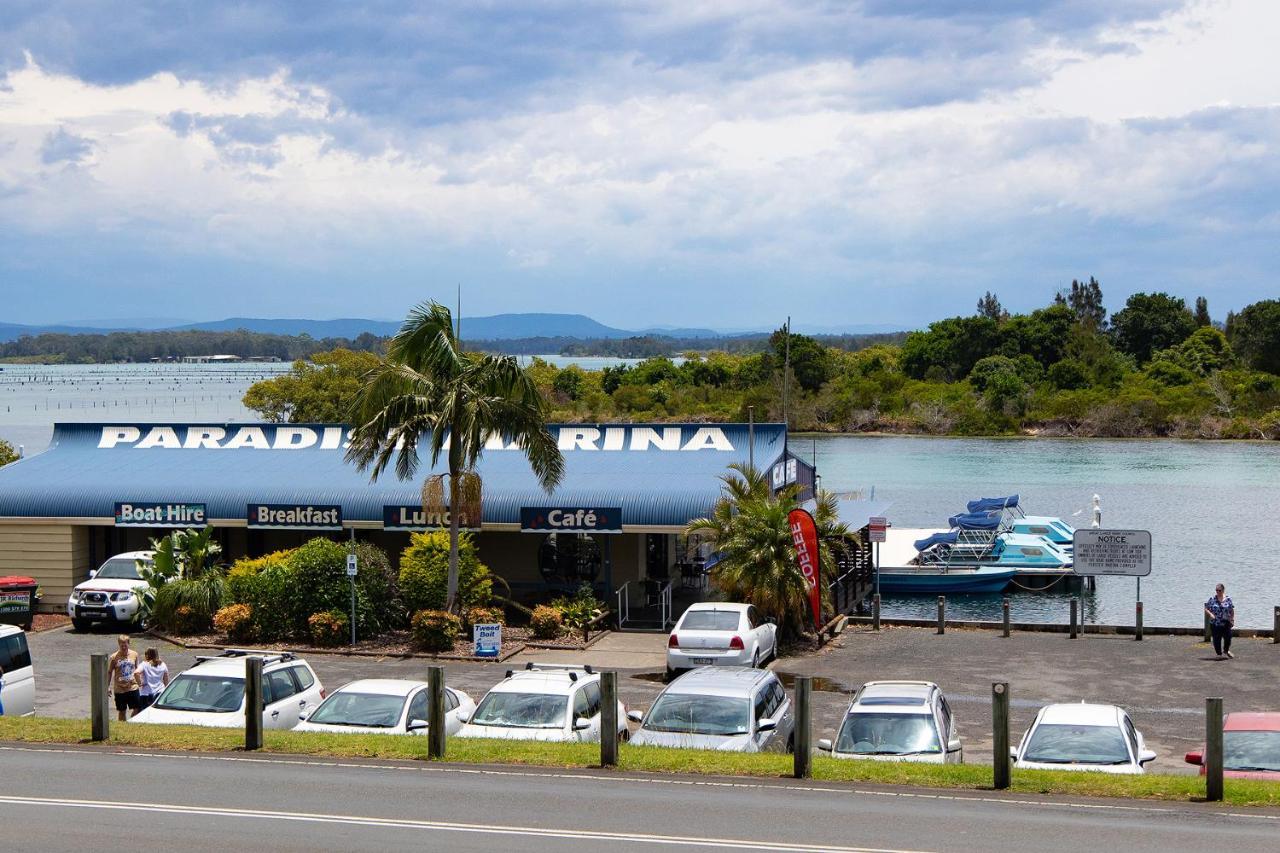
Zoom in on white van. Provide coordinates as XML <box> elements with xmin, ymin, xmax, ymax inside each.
<box><xmin>0</xmin><ymin>625</ymin><xmax>35</xmax><ymax>717</ymax></box>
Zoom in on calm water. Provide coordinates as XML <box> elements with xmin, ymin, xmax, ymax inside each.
<box><xmin>2</xmin><ymin>365</ymin><xmax>1275</xmax><ymax>627</ymax></box>
<box><xmin>806</xmin><ymin>434</ymin><xmax>1280</xmax><ymax>628</ymax></box>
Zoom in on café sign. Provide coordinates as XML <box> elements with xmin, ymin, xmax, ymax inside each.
<box><xmin>520</xmin><ymin>507</ymin><xmax>622</xmax><ymax>534</ymax></box>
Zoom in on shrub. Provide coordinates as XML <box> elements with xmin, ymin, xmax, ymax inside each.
<box><xmin>529</xmin><ymin>605</ymin><xmax>564</xmax><ymax>639</ymax></box>
<box><xmin>284</xmin><ymin>538</ymin><xmax>378</xmax><ymax>638</ymax></box>
<box><xmin>463</xmin><ymin>606</ymin><xmax>505</xmax><ymax>630</ymax></box>
<box><xmin>549</xmin><ymin>584</ymin><xmax>602</xmax><ymax>631</ymax></box>
<box><xmin>152</xmin><ymin>574</ymin><xmax>224</xmax><ymax>634</ymax></box>
<box><xmin>399</xmin><ymin>531</ymin><xmax>493</xmax><ymax>614</ymax></box>
<box><xmin>232</xmin><ymin>563</ymin><xmax>299</xmax><ymax>642</ymax></box>
<box><xmin>226</xmin><ymin>550</ymin><xmax>293</xmax><ymax>606</ymax></box>
<box><xmin>411</xmin><ymin>609</ymin><xmax>462</xmax><ymax>652</ymax></box>
<box><xmin>308</xmin><ymin>610</ymin><xmax>350</xmax><ymax>647</ymax></box>
<box><xmin>212</xmin><ymin>603</ymin><xmax>255</xmax><ymax>642</ymax></box>
<box><xmin>353</xmin><ymin>541</ymin><xmax>401</xmax><ymax>632</ymax></box>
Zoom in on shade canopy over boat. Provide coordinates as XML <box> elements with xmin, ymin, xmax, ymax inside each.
<box><xmin>947</xmin><ymin>511</ymin><xmax>1001</xmax><ymax>531</ymax></box>
<box><xmin>914</xmin><ymin>531</ymin><xmax>958</xmax><ymax>552</ymax></box>
<box><xmin>965</xmin><ymin>495</ymin><xmax>1019</xmax><ymax>513</ymax></box>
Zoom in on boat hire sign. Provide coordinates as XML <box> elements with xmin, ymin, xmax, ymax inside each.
<box><xmin>247</xmin><ymin>504</ymin><xmax>342</xmax><ymax>530</ymax></box>
<box><xmin>114</xmin><ymin>502</ymin><xmax>207</xmax><ymax>527</ymax></box>
<box><xmin>382</xmin><ymin>506</ymin><xmax>481</xmax><ymax>532</ymax></box>
<box><xmin>788</xmin><ymin>508</ymin><xmax>822</xmax><ymax>630</ymax></box>
<box><xmin>520</xmin><ymin>507</ymin><xmax>622</xmax><ymax>534</ymax></box>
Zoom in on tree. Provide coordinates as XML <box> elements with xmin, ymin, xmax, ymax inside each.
<box><xmin>1193</xmin><ymin>296</ymin><xmax>1211</xmax><ymax>328</ymax></box>
<box><xmin>900</xmin><ymin>316</ymin><xmax>1001</xmax><ymax>380</ymax></box>
<box><xmin>243</xmin><ymin>349</ymin><xmax>382</xmax><ymax>422</ymax></box>
<box><xmin>976</xmin><ymin>291</ymin><xmax>1007</xmax><ymax>322</ymax></box>
<box><xmin>1228</xmin><ymin>299</ymin><xmax>1280</xmax><ymax>375</ymax></box>
<box><xmin>1110</xmin><ymin>292</ymin><xmax>1196</xmax><ymax>365</ymax></box>
<box><xmin>346</xmin><ymin>302</ymin><xmax>564</xmax><ymax>612</ymax></box>
<box><xmin>769</xmin><ymin>328</ymin><xmax>832</xmax><ymax>392</ymax></box>
<box><xmin>0</xmin><ymin>440</ymin><xmax>16</xmax><ymax>468</ymax></box>
<box><xmin>1067</xmin><ymin>277</ymin><xmax>1107</xmax><ymax>330</ymax></box>
<box><xmin>685</xmin><ymin>464</ymin><xmax>849</xmax><ymax>640</ymax></box>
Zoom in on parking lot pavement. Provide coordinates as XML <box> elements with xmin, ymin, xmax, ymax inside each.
<box><xmin>775</xmin><ymin>624</ymin><xmax>1280</xmax><ymax>775</ymax></box>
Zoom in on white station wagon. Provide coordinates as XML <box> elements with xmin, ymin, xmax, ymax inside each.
<box><xmin>456</xmin><ymin>663</ymin><xmax>627</xmax><ymax>743</ymax></box>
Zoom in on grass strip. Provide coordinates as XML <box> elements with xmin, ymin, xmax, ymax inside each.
<box><xmin>2</xmin><ymin>717</ymin><xmax>1276</xmax><ymax>807</ymax></box>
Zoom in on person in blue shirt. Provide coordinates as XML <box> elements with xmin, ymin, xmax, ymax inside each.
<box><xmin>1204</xmin><ymin>584</ymin><xmax>1235</xmax><ymax>660</ymax></box>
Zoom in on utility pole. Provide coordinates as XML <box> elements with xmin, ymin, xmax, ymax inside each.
<box><xmin>782</xmin><ymin>316</ymin><xmax>791</xmax><ymax>428</ymax></box>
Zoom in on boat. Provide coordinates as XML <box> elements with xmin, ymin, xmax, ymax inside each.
<box><xmin>875</xmin><ymin>565</ymin><xmax>1017</xmax><ymax>594</ymax></box>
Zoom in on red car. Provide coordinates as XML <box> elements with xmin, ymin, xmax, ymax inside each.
<box><xmin>1185</xmin><ymin>712</ymin><xmax>1280</xmax><ymax>781</ymax></box>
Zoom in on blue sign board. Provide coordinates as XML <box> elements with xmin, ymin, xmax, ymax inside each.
<box><xmin>114</xmin><ymin>502</ymin><xmax>207</xmax><ymax>527</ymax></box>
<box><xmin>247</xmin><ymin>504</ymin><xmax>342</xmax><ymax>530</ymax></box>
<box><xmin>473</xmin><ymin>623</ymin><xmax>502</xmax><ymax>658</ymax></box>
<box><xmin>520</xmin><ymin>507</ymin><xmax>622</xmax><ymax>534</ymax></box>
<box><xmin>382</xmin><ymin>505</ymin><xmax>481</xmax><ymax>532</ymax></box>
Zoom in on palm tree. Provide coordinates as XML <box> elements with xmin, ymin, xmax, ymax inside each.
<box><xmin>687</xmin><ymin>464</ymin><xmax>850</xmax><ymax>638</ymax></box>
<box><xmin>346</xmin><ymin>301</ymin><xmax>565</xmax><ymax>612</ymax></box>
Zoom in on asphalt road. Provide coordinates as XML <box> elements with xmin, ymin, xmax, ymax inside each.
<box><xmin>1</xmin><ymin>745</ymin><xmax>1276</xmax><ymax>852</ymax></box>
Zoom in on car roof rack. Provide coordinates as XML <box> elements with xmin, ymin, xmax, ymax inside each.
<box><xmin>519</xmin><ymin>662</ymin><xmax>595</xmax><ymax>681</ymax></box>
<box><xmin>194</xmin><ymin>649</ymin><xmax>296</xmax><ymax>665</ymax></box>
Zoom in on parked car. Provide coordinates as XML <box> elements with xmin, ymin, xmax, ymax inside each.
<box><xmin>456</xmin><ymin>663</ymin><xmax>627</xmax><ymax>743</ymax></box>
<box><xmin>66</xmin><ymin>551</ymin><xmax>154</xmax><ymax>630</ymax></box>
<box><xmin>666</xmin><ymin>603</ymin><xmax>777</xmax><ymax>678</ymax></box>
<box><xmin>629</xmin><ymin>666</ymin><xmax>794</xmax><ymax>753</ymax></box>
<box><xmin>1013</xmin><ymin>703</ymin><xmax>1156</xmax><ymax>774</ymax></box>
<box><xmin>817</xmin><ymin>680</ymin><xmax>962</xmax><ymax>764</ymax></box>
<box><xmin>0</xmin><ymin>624</ymin><xmax>34</xmax><ymax>717</ymax></box>
<box><xmin>131</xmin><ymin>650</ymin><xmax>324</xmax><ymax>729</ymax></box>
<box><xmin>295</xmin><ymin>679</ymin><xmax>475</xmax><ymax>737</ymax></box>
<box><xmin>1185</xmin><ymin>712</ymin><xmax>1280</xmax><ymax>781</ymax></box>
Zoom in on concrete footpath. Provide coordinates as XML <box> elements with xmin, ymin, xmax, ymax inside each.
<box><xmin>27</xmin><ymin>623</ymin><xmax>1280</xmax><ymax>776</ymax></box>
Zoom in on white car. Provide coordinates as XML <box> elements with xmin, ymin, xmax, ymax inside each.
<box><xmin>0</xmin><ymin>625</ymin><xmax>35</xmax><ymax>717</ymax></box>
<box><xmin>295</xmin><ymin>679</ymin><xmax>475</xmax><ymax>737</ymax></box>
<box><xmin>67</xmin><ymin>551</ymin><xmax>154</xmax><ymax>630</ymax></box>
<box><xmin>629</xmin><ymin>666</ymin><xmax>794</xmax><ymax>753</ymax></box>
<box><xmin>131</xmin><ymin>650</ymin><xmax>325</xmax><ymax>730</ymax></box>
<box><xmin>456</xmin><ymin>663</ymin><xmax>627</xmax><ymax>743</ymax></box>
<box><xmin>818</xmin><ymin>681</ymin><xmax>962</xmax><ymax>764</ymax></box>
<box><xmin>1013</xmin><ymin>702</ymin><xmax>1157</xmax><ymax>774</ymax></box>
<box><xmin>666</xmin><ymin>602</ymin><xmax>777</xmax><ymax>678</ymax></box>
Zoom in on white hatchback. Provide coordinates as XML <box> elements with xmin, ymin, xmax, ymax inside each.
<box><xmin>1014</xmin><ymin>702</ymin><xmax>1157</xmax><ymax>774</ymax></box>
<box><xmin>666</xmin><ymin>603</ymin><xmax>777</xmax><ymax>678</ymax></box>
<box><xmin>0</xmin><ymin>625</ymin><xmax>35</xmax><ymax>717</ymax></box>
<box><xmin>456</xmin><ymin>663</ymin><xmax>627</xmax><ymax>743</ymax></box>
<box><xmin>295</xmin><ymin>679</ymin><xmax>475</xmax><ymax>737</ymax></box>
<box><xmin>131</xmin><ymin>650</ymin><xmax>325</xmax><ymax>730</ymax></box>
<box><xmin>67</xmin><ymin>551</ymin><xmax>154</xmax><ymax>630</ymax></box>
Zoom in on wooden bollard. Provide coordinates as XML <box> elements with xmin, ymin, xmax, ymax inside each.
<box><xmin>1204</xmin><ymin>612</ymin><xmax>1212</xmax><ymax>644</ymax></box>
<box><xmin>1205</xmin><ymin>697</ymin><xmax>1224</xmax><ymax>802</ymax></box>
<box><xmin>90</xmin><ymin>653</ymin><xmax>110</xmax><ymax>742</ymax></box>
<box><xmin>244</xmin><ymin>657</ymin><xmax>264</xmax><ymax>751</ymax></box>
<box><xmin>872</xmin><ymin>594</ymin><xmax>881</xmax><ymax>631</ymax></box>
<box><xmin>992</xmin><ymin>682</ymin><xmax>1010</xmax><ymax>790</ymax></box>
<box><xmin>601</xmin><ymin>671</ymin><xmax>619</xmax><ymax>768</ymax></box>
<box><xmin>1136</xmin><ymin>601</ymin><xmax>1144</xmax><ymax>642</ymax></box>
<box><xmin>1273</xmin><ymin>606</ymin><xmax>1279</xmax><ymax>645</ymax></box>
<box><xmin>793</xmin><ymin>676</ymin><xmax>812</xmax><ymax>779</ymax></box>
<box><xmin>936</xmin><ymin>596</ymin><xmax>945</xmax><ymax>635</ymax></box>
<box><xmin>428</xmin><ymin>666</ymin><xmax>447</xmax><ymax>760</ymax></box>
<box><xmin>1069</xmin><ymin>598</ymin><xmax>1079</xmax><ymax>639</ymax></box>
<box><xmin>1001</xmin><ymin>598</ymin><xmax>1010</xmax><ymax>638</ymax></box>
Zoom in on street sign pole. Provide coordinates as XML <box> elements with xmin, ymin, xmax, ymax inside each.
<box><xmin>347</xmin><ymin>530</ymin><xmax>358</xmax><ymax>647</ymax></box>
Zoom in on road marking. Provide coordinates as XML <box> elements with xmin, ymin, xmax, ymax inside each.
<box><xmin>0</xmin><ymin>794</ymin><xmax>928</xmax><ymax>852</ymax></box>
<box><xmin>3</xmin><ymin>745</ymin><xmax>1277</xmax><ymax>823</ymax></box>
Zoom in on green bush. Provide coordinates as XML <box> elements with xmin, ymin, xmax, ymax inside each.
<box><xmin>212</xmin><ymin>603</ymin><xmax>255</xmax><ymax>642</ymax></box>
<box><xmin>411</xmin><ymin>609</ymin><xmax>462</xmax><ymax>652</ymax></box>
<box><xmin>398</xmin><ymin>531</ymin><xmax>493</xmax><ymax>614</ymax></box>
<box><xmin>308</xmin><ymin>611</ymin><xmax>350</xmax><ymax>647</ymax></box>
<box><xmin>353</xmin><ymin>541</ymin><xmax>401</xmax><ymax>632</ymax></box>
<box><xmin>549</xmin><ymin>584</ymin><xmax>602</xmax><ymax>631</ymax></box>
<box><xmin>463</xmin><ymin>606</ymin><xmax>505</xmax><ymax>630</ymax></box>
<box><xmin>153</xmin><ymin>574</ymin><xmax>224</xmax><ymax>634</ymax></box>
<box><xmin>230</xmin><ymin>563</ymin><xmax>299</xmax><ymax>642</ymax></box>
<box><xmin>529</xmin><ymin>605</ymin><xmax>564</xmax><ymax>639</ymax></box>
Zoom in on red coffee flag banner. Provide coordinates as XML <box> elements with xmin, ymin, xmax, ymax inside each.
<box><xmin>788</xmin><ymin>508</ymin><xmax>822</xmax><ymax>631</ymax></box>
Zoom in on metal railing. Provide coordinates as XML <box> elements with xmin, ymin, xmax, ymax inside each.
<box><xmin>659</xmin><ymin>580</ymin><xmax>673</xmax><ymax>628</ymax></box>
<box><xmin>615</xmin><ymin>582</ymin><xmax>631</xmax><ymax>629</ymax></box>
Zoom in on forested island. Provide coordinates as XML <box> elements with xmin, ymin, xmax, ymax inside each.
<box><xmin>239</xmin><ymin>284</ymin><xmax>1280</xmax><ymax>440</ymax></box>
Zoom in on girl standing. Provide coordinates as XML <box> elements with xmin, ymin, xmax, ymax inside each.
<box><xmin>137</xmin><ymin>648</ymin><xmax>170</xmax><ymax>710</ymax></box>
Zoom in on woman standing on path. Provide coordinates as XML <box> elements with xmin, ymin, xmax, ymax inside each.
<box><xmin>137</xmin><ymin>648</ymin><xmax>169</xmax><ymax>711</ymax></box>
<box><xmin>1205</xmin><ymin>584</ymin><xmax>1235</xmax><ymax>660</ymax></box>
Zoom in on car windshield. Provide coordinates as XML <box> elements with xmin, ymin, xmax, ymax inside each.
<box><xmin>836</xmin><ymin>712</ymin><xmax>941</xmax><ymax>755</ymax></box>
<box><xmin>1023</xmin><ymin>723</ymin><xmax>1131</xmax><ymax>764</ymax></box>
<box><xmin>679</xmin><ymin>611</ymin><xmax>741</xmax><ymax>631</ymax></box>
<box><xmin>96</xmin><ymin>558</ymin><xmax>148</xmax><ymax>580</ymax></box>
<box><xmin>644</xmin><ymin>694</ymin><xmax>751</xmax><ymax>736</ymax></box>
<box><xmin>154</xmin><ymin>673</ymin><xmax>243</xmax><ymax>713</ymax></box>
<box><xmin>1224</xmin><ymin>731</ymin><xmax>1280</xmax><ymax>772</ymax></box>
<box><xmin>470</xmin><ymin>692</ymin><xmax>566</xmax><ymax>729</ymax></box>
<box><xmin>308</xmin><ymin>692</ymin><xmax>407</xmax><ymax>728</ymax></box>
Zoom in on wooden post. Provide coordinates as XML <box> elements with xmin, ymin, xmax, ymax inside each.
<box><xmin>992</xmin><ymin>682</ymin><xmax>1010</xmax><ymax>790</ymax></box>
<box><xmin>1001</xmin><ymin>598</ymin><xmax>1010</xmax><ymax>638</ymax></box>
<box><xmin>600</xmin><ymin>671</ymin><xmax>619</xmax><ymax>768</ymax></box>
<box><xmin>1204</xmin><ymin>612</ymin><xmax>1212</xmax><ymax>644</ymax></box>
<box><xmin>1135</xmin><ymin>601</ymin><xmax>1144</xmax><ymax>642</ymax></box>
<box><xmin>1205</xmin><ymin>697</ymin><xmax>1224</xmax><ymax>802</ymax></box>
<box><xmin>936</xmin><ymin>596</ymin><xmax>945</xmax><ymax>635</ymax></box>
<box><xmin>90</xmin><ymin>653</ymin><xmax>110</xmax><ymax>742</ymax></box>
<box><xmin>872</xmin><ymin>594</ymin><xmax>881</xmax><ymax>632</ymax></box>
<box><xmin>793</xmin><ymin>676</ymin><xmax>812</xmax><ymax>779</ymax></box>
<box><xmin>428</xmin><ymin>666</ymin><xmax>447</xmax><ymax>760</ymax></box>
<box><xmin>244</xmin><ymin>657</ymin><xmax>263</xmax><ymax>751</ymax></box>
<box><xmin>1273</xmin><ymin>606</ymin><xmax>1279</xmax><ymax>645</ymax></box>
<box><xmin>1069</xmin><ymin>598</ymin><xmax>1078</xmax><ymax>639</ymax></box>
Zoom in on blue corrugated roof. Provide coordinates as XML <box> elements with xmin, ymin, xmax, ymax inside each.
<box><xmin>0</xmin><ymin>422</ymin><xmax>788</xmax><ymax>529</ymax></box>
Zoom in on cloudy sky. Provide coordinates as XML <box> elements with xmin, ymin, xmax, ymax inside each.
<box><xmin>1</xmin><ymin>0</ymin><xmax>1277</xmax><ymax>330</ymax></box>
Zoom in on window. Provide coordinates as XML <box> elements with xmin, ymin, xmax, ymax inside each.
<box><xmin>746</xmin><ymin>607</ymin><xmax>760</xmax><ymax>629</ymax></box>
<box><xmin>679</xmin><ymin>610</ymin><xmax>741</xmax><ymax>631</ymax></box>
<box><xmin>644</xmin><ymin>694</ymin><xmax>750</xmax><ymax>736</ymax></box>
<box><xmin>407</xmin><ymin>690</ymin><xmax>429</xmax><ymax>723</ymax></box>
<box><xmin>1020</xmin><ymin>547</ymin><xmax>1044</xmax><ymax>557</ymax></box>
<box><xmin>155</xmin><ymin>674</ymin><xmax>244</xmax><ymax>713</ymax></box>
<box><xmin>267</xmin><ymin>669</ymin><xmax>297</xmax><ymax>704</ymax></box>
<box><xmin>1122</xmin><ymin>717</ymin><xmax>1139</xmax><ymax>761</ymax></box>
<box><xmin>1022</xmin><ymin>724</ymin><xmax>1130</xmax><ymax>764</ymax></box>
<box><xmin>310</xmin><ymin>692</ymin><xmax>406</xmax><ymax>728</ymax></box>
<box><xmin>291</xmin><ymin>666</ymin><xmax>315</xmax><ymax>692</ymax></box>
<box><xmin>835</xmin><ymin>713</ymin><xmax>942</xmax><ymax>755</ymax></box>
<box><xmin>939</xmin><ymin>697</ymin><xmax>954</xmax><ymax>741</ymax></box>
<box><xmin>754</xmin><ymin>688</ymin><xmax>770</xmax><ymax>722</ymax></box>
<box><xmin>573</xmin><ymin>688</ymin><xmax>590</xmax><ymax>720</ymax></box>
<box><xmin>445</xmin><ymin>689</ymin><xmax>459</xmax><ymax>712</ymax></box>
<box><xmin>470</xmin><ymin>692</ymin><xmax>567</xmax><ymax>729</ymax></box>
<box><xmin>583</xmin><ymin>681</ymin><xmax>602</xmax><ymax>717</ymax></box>
<box><xmin>0</xmin><ymin>634</ymin><xmax>31</xmax><ymax>672</ymax></box>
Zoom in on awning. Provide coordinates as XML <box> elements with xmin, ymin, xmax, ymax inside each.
<box><xmin>0</xmin><ymin>422</ymin><xmax>788</xmax><ymax>530</ymax></box>
<box><xmin>835</xmin><ymin>499</ymin><xmax>892</xmax><ymax>531</ymax></box>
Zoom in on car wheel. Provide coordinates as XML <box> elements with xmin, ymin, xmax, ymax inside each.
<box><xmin>620</xmin><ymin>728</ymin><xmax>631</xmax><ymax>743</ymax></box>
<box><xmin>72</xmin><ymin>618</ymin><xmax>91</xmax><ymax>632</ymax></box>
<box><xmin>751</xmin><ymin>649</ymin><xmax>760</xmax><ymax>669</ymax></box>
<box><xmin>665</xmin><ymin>666</ymin><xmax>677</xmax><ymax>682</ymax></box>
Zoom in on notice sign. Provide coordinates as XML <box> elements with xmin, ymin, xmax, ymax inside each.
<box><xmin>115</xmin><ymin>502</ymin><xmax>206</xmax><ymax>528</ymax></box>
<box><xmin>1072</xmin><ymin>529</ymin><xmax>1152</xmax><ymax>577</ymax></box>
<box><xmin>473</xmin><ymin>623</ymin><xmax>502</xmax><ymax>658</ymax></box>
<box><xmin>247</xmin><ymin>504</ymin><xmax>342</xmax><ymax>530</ymax></box>
<box><xmin>868</xmin><ymin>516</ymin><xmax>888</xmax><ymax>544</ymax></box>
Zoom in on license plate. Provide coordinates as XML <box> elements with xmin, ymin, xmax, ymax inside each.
<box><xmin>691</xmin><ymin>657</ymin><xmax>715</xmax><ymax>665</ymax></box>
<box><xmin>79</xmin><ymin>608</ymin><xmax>108</xmax><ymax>619</ymax></box>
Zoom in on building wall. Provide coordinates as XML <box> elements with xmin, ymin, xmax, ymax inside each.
<box><xmin>0</xmin><ymin>524</ymin><xmax>91</xmax><ymax>611</ymax></box>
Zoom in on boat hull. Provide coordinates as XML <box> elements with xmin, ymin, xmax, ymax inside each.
<box><xmin>876</xmin><ymin>568</ymin><xmax>1016</xmax><ymax>594</ymax></box>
